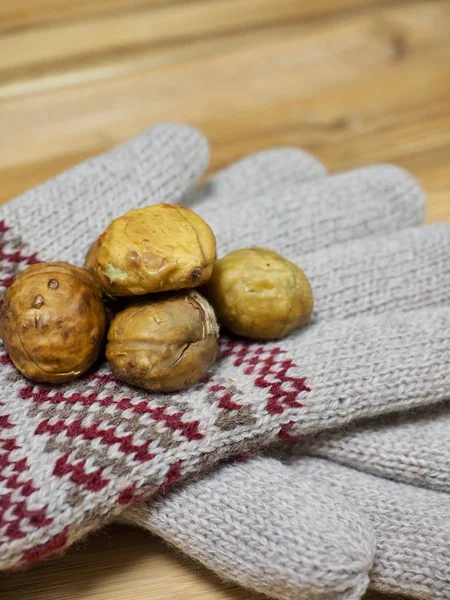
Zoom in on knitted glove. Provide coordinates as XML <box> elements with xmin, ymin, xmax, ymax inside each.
<box><xmin>2</xmin><ymin>124</ymin><xmax>449</xmax><ymax>574</ymax></box>
<box><xmin>124</xmin><ymin>150</ymin><xmax>450</xmax><ymax>600</ymax></box>
<box><xmin>293</xmin><ymin>401</ymin><xmax>450</xmax><ymax>493</ymax></box>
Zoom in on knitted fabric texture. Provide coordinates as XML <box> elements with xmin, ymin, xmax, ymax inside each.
<box><xmin>125</xmin><ymin>144</ymin><xmax>450</xmax><ymax>600</ymax></box>
<box><xmin>289</xmin><ymin>458</ymin><xmax>450</xmax><ymax>599</ymax></box>
<box><xmin>294</xmin><ymin>403</ymin><xmax>450</xmax><ymax>493</ymax></box>
<box><xmin>127</xmin><ymin>453</ymin><xmax>450</xmax><ymax>600</ymax></box>
<box><xmin>1</xmin><ymin>124</ymin><xmax>449</xmax><ymax>575</ymax></box>
<box><xmin>125</xmin><ymin>457</ymin><xmax>376</xmax><ymax>600</ymax></box>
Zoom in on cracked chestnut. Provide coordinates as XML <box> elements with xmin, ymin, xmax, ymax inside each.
<box><xmin>106</xmin><ymin>290</ymin><xmax>219</xmax><ymax>392</ymax></box>
<box><xmin>0</xmin><ymin>262</ymin><xmax>107</xmax><ymax>383</ymax></box>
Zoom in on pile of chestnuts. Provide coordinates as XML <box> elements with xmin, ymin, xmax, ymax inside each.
<box><xmin>0</xmin><ymin>204</ymin><xmax>313</xmax><ymax>392</ymax></box>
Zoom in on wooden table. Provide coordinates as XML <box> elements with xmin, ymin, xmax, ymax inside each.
<box><xmin>0</xmin><ymin>1</ymin><xmax>449</xmax><ymax>598</ymax></box>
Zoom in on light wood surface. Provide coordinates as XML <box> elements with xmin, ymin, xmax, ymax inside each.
<box><xmin>0</xmin><ymin>0</ymin><xmax>448</xmax><ymax>598</ymax></box>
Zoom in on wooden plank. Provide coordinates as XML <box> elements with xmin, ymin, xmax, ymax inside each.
<box><xmin>0</xmin><ymin>0</ymin><xmax>422</xmax><ymax>83</ymax></box>
<box><xmin>0</xmin><ymin>0</ymin><xmax>327</xmax><ymax>75</ymax></box>
<box><xmin>0</xmin><ymin>0</ymin><xmax>173</xmax><ymax>31</ymax></box>
<box><xmin>0</xmin><ymin>1</ymin><xmax>449</xmax><ymax>204</ymax></box>
<box><xmin>0</xmin><ymin>0</ymin><xmax>412</xmax><ymax>33</ymax></box>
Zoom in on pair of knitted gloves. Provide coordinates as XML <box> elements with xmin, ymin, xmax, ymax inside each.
<box><xmin>0</xmin><ymin>124</ymin><xmax>449</xmax><ymax>599</ymax></box>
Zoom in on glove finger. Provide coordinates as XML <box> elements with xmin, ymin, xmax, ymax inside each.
<box><xmin>0</xmin><ymin>124</ymin><xmax>209</xmax><ymax>275</ymax></box>
<box><xmin>306</xmin><ymin>223</ymin><xmax>450</xmax><ymax>321</ymax></box>
<box><xmin>123</xmin><ymin>456</ymin><xmax>375</xmax><ymax>600</ymax></box>
<box><xmin>292</xmin><ymin>458</ymin><xmax>450</xmax><ymax>599</ymax></box>
<box><xmin>193</xmin><ymin>164</ymin><xmax>425</xmax><ymax>256</ymax></box>
<box><xmin>270</xmin><ymin>306</ymin><xmax>450</xmax><ymax>434</ymax></box>
<box><xmin>292</xmin><ymin>402</ymin><xmax>450</xmax><ymax>494</ymax></box>
<box><xmin>185</xmin><ymin>147</ymin><xmax>326</xmax><ymax>206</ymax></box>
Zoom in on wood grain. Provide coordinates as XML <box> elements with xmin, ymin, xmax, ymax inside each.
<box><xmin>0</xmin><ymin>0</ymin><xmax>448</xmax><ymax>598</ymax></box>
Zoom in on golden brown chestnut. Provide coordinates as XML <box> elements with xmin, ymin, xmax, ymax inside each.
<box><xmin>106</xmin><ymin>290</ymin><xmax>218</xmax><ymax>392</ymax></box>
<box><xmin>0</xmin><ymin>262</ymin><xmax>107</xmax><ymax>383</ymax></box>
<box><xmin>204</xmin><ymin>248</ymin><xmax>313</xmax><ymax>340</ymax></box>
<box><xmin>93</xmin><ymin>204</ymin><xmax>216</xmax><ymax>296</ymax></box>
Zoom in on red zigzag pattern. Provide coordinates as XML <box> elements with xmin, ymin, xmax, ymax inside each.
<box><xmin>219</xmin><ymin>339</ymin><xmax>310</xmax><ymax>415</ymax></box>
<box><xmin>0</xmin><ymin>407</ymin><xmax>66</xmax><ymax>564</ymax></box>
